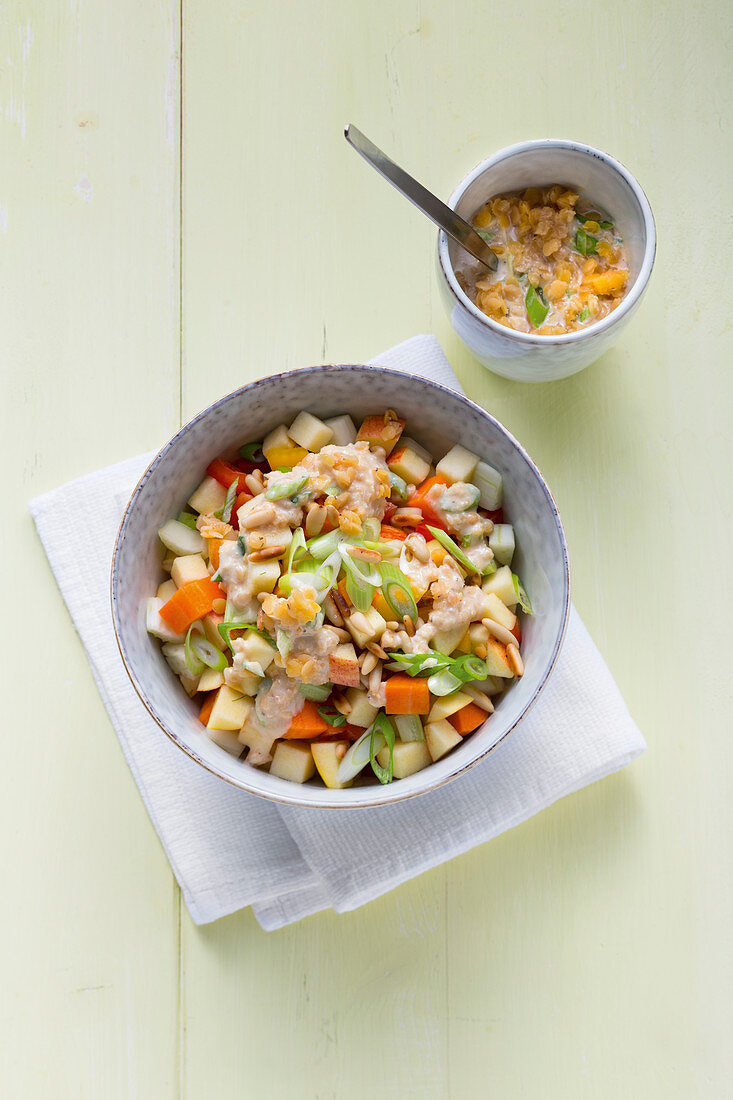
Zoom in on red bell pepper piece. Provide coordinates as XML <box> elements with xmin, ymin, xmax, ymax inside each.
<box><xmin>206</xmin><ymin>457</ymin><xmax>242</xmax><ymax>489</ymax></box>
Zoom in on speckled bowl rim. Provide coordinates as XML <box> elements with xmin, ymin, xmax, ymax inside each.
<box><xmin>111</xmin><ymin>364</ymin><xmax>571</xmax><ymax>809</ymax></box>
<box><xmin>437</xmin><ymin>138</ymin><xmax>657</xmax><ymax>346</ymax></box>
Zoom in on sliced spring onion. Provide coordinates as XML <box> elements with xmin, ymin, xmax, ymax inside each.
<box><xmin>369</xmin><ymin>712</ymin><xmax>395</xmax><ymax>785</ymax></box>
<box><xmin>452</xmin><ymin>653</ymin><xmax>488</xmax><ymax>681</ymax></box>
<box><xmin>576</xmin><ymin>211</ymin><xmax>613</xmax><ymax>230</ymax></box>
<box><xmin>265</xmin><ymin>473</ymin><xmax>308</xmax><ymax>501</ymax></box>
<box><xmin>237</xmin><ymin>534</ymin><xmax>247</xmax><ymax>557</ymax></box>
<box><xmin>299</xmin><ymin>682</ymin><xmax>332</xmax><ymax>701</ymax></box>
<box><xmin>276</xmin><ymin>628</ymin><xmax>292</xmax><ymax>660</ymax></box>
<box><xmin>426</xmin><ymin>525</ymin><xmax>484</xmax><ymax>575</ymax></box>
<box><xmin>337</xmin><ymin>725</ymin><xmax>385</xmax><ymax>784</ymax></box>
<box><xmin>285</xmin><ymin>527</ymin><xmax>307</xmax><ymax>574</ymax></box>
<box><xmin>177</xmin><ymin>511</ymin><xmax>198</xmax><ymax>530</ymax></box>
<box><xmin>475</xmin><ymin>227</ymin><xmax>494</xmax><ymax>243</ymax></box>
<box><xmin>239</xmin><ymin>441</ymin><xmax>264</xmax><ymax>461</ymax></box>
<box><xmin>387</xmin><ymin>652</ymin><xmax>451</xmax><ymax>676</ymax></box>
<box><xmin>512</xmin><ymin>574</ymin><xmax>533</xmax><ymax>615</ymax></box>
<box><xmin>362</xmin><ymin>517</ymin><xmax>380</xmax><ymax>542</ymax></box>
<box><xmin>215</xmin><ymin>478</ymin><xmax>239</xmax><ymax>522</ymax></box>
<box><xmin>472</xmin><ymin>460</ymin><xmax>503</xmax><ymax>511</ymax></box>
<box><xmin>307</xmin><ymin>530</ymin><xmax>342</xmax><ymax>560</ymax></box>
<box><xmin>344</xmin><ymin>569</ymin><xmax>374</xmax><ymax>613</ymax></box>
<box><xmin>439</xmin><ymin>484</ymin><xmax>481</xmax><ymax>512</ymax></box>
<box><xmin>184</xmin><ymin>624</ymin><xmax>206</xmax><ymax>676</ymax></box>
<box><xmin>317</xmin><ymin>706</ymin><xmax>346</xmax><ymax>728</ymax></box>
<box><xmin>337</xmin><ymin>545</ymin><xmax>380</xmax><ymax>586</ymax></box>
<box><xmin>488</xmin><ymin>523</ymin><xmax>515</xmax><ymax>567</ymax></box>
<box><xmin>394</xmin><ymin>714</ymin><xmax>424</xmax><ymax>743</ymax></box>
<box><xmin>577</xmin><ymin>306</ymin><xmax>591</xmax><ymax>323</ymax></box>
<box><xmin>525</xmin><ymin>283</ymin><xmax>549</xmax><ymax>328</ymax></box>
<box><xmin>378</xmin><ymin>562</ymin><xmax>418</xmax><ymax>622</ymax></box>
<box><xmin>218</xmin><ymin>621</ymin><xmax>277</xmax><ymax>651</ymax></box>
<box><xmin>192</xmin><ymin>636</ymin><xmax>227</xmax><ymax>671</ymax></box>
<box><xmin>574</xmin><ymin>228</ymin><xmax>598</xmax><ymax>257</ymax></box>
<box><xmin>388</xmin><ymin>471</ymin><xmax>409</xmax><ymax>500</ymax></box>
<box><xmin>427</xmin><ymin>669</ymin><xmax>464</xmax><ymax>696</ymax></box>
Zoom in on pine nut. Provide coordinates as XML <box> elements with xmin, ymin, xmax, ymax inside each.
<box><xmin>240</xmin><ymin>504</ymin><xmax>276</xmax><ymax>529</ymax></box>
<box><xmin>335</xmin><ymin>744</ymin><xmax>347</xmax><ymax>760</ymax></box>
<box><xmin>482</xmin><ymin>617</ymin><xmax>517</xmax><ymax>648</ymax></box>
<box><xmin>347</xmin><ymin>545</ymin><xmax>381</xmax><ymax>563</ymax></box>
<box><xmin>249</xmin><ymin>545</ymin><xmax>285</xmax><ymax>561</ymax></box>
<box><xmin>332</xmin><ymin>590</ymin><xmax>350</xmax><ymax>618</ymax></box>
<box><xmin>368</xmin><ymin>662</ymin><xmax>382</xmax><ymax>696</ymax></box>
<box><xmin>391</xmin><ymin>508</ymin><xmax>423</xmax><ymax>528</ymax></box>
<box><xmin>305</xmin><ymin>503</ymin><xmax>327</xmax><ymax>537</ymax></box>
<box><xmin>212</xmin><ymin>598</ymin><xmax>226</xmax><ymax>615</ymax></box>
<box><xmin>507</xmin><ymin>644</ymin><xmax>524</xmax><ymax>677</ymax></box>
<box><xmin>385</xmin><ymin>620</ymin><xmax>400</xmax><ymax>631</ymax></box>
<box><xmin>349</xmin><ymin>611</ymin><xmax>371</xmax><ymax>635</ymax></box>
<box><xmin>405</xmin><ymin>533</ymin><xmax>429</xmax><ymax>562</ymax></box>
<box><xmin>330</xmin><ymin>626</ymin><xmax>351</xmax><ymax>642</ymax></box>
<box><xmin>402</xmin><ymin>614</ymin><xmax>415</xmax><ymax>637</ymax></box>
<box><xmin>326</xmin><ymin>504</ymin><xmax>339</xmax><ymax>526</ymax></box>
<box><xmin>464</xmin><ymin>684</ymin><xmax>494</xmax><ymax>712</ymax></box>
<box><xmin>323</xmin><ymin>593</ymin><xmax>344</xmax><ymax>627</ymax></box>
<box><xmin>245</xmin><ymin>473</ymin><xmax>263</xmax><ymax>495</ymax></box>
<box><xmin>247</xmin><ymin>532</ymin><xmax>267</xmax><ymax>551</ymax></box>
<box><xmin>367</xmin><ymin>641</ymin><xmax>388</xmax><ymax>660</ymax></box>
<box><xmin>332</xmin><ymin>694</ymin><xmax>352</xmax><ymax>716</ymax></box>
<box><xmin>360</xmin><ymin>651</ymin><xmax>378</xmax><ymax>675</ymax></box>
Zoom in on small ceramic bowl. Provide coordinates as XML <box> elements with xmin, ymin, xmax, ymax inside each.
<box><xmin>436</xmin><ymin>139</ymin><xmax>656</xmax><ymax>382</ymax></box>
<box><xmin>111</xmin><ymin>366</ymin><xmax>570</xmax><ymax>808</ymax></box>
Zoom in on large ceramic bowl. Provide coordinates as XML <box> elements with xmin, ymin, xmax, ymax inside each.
<box><xmin>111</xmin><ymin>366</ymin><xmax>570</xmax><ymax>808</ymax></box>
<box><xmin>436</xmin><ymin>139</ymin><xmax>656</xmax><ymax>383</ymax></box>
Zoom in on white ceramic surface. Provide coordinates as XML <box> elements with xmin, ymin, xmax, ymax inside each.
<box><xmin>436</xmin><ymin>139</ymin><xmax>656</xmax><ymax>382</ymax></box>
<box><xmin>111</xmin><ymin>366</ymin><xmax>570</xmax><ymax>808</ymax></box>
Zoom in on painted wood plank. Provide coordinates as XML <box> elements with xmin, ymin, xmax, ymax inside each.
<box><xmin>0</xmin><ymin>2</ymin><xmax>182</xmax><ymax>1095</ymax></box>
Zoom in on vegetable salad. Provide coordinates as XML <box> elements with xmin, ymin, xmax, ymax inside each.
<box><xmin>146</xmin><ymin>409</ymin><xmax>532</xmax><ymax>788</ymax></box>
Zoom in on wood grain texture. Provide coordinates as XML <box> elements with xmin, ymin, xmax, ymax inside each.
<box><xmin>4</xmin><ymin>0</ymin><xmax>732</xmax><ymax>1095</ymax></box>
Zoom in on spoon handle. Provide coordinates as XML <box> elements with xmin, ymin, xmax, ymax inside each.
<box><xmin>344</xmin><ymin>124</ymin><xmax>498</xmax><ymax>273</ymax></box>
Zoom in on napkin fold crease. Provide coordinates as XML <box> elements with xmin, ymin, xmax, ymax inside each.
<box><xmin>30</xmin><ymin>335</ymin><xmax>645</xmax><ymax>930</ymax></box>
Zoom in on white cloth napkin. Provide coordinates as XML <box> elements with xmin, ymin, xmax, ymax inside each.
<box><xmin>30</xmin><ymin>335</ymin><xmax>645</xmax><ymax>930</ymax></box>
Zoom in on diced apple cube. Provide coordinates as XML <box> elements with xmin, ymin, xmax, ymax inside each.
<box><xmin>202</xmin><ymin>612</ymin><xmax>227</xmax><ymax>650</ymax></box>
<box><xmin>146</xmin><ymin>598</ymin><xmax>185</xmax><ymax>643</ymax></box>
<box><xmin>206</xmin><ymin>685</ymin><xmax>252</xmax><ymax>731</ymax></box>
<box><xmin>489</xmin><ymin>524</ymin><xmax>515</xmax><ymax>566</ymax></box>
<box><xmin>329</xmin><ymin>642</ymin><xmax>361</xmax><ymax>688</ymax></box>
<box><xmin>482</xmin><ymin>591</ymin><xmax>518</xmax><ymax>632</ymax></box>
<box><xmin>344</xmin><ymin>687</ymin><xmax>379</xmax><ymax>728</ymax></box>
<box><xmin>205</xmin><ymin>728</ymin><xmax>243</xmax><ymax>756</ymax></box>
<box><xmin>455</xmin><ymin>630</ymin><xmax>472</xmax><ymax>654</ymax></box>
<box><xmin>188</xmin><ymin>475</ymin><xmax>227</xmax><ymax>515</ymax></box>
<box><xmin>161</xmin><ymin>641</ymin><xmax>190</xmax><ymax>677</ymax></box>
<box><xmin>424</xmin><ymin>718</ymin><xmax>462</xmax><ymax>762</ymax></box>
<box><xmin>324</xmin><ymin>414</ymin><xmax>357</xmax><ymax>446</ymax></box>
<box><xmin>345</xmin><ymin>607</ymin><xmax>387</xmax><ymax>649</ymax></box>
<box><xmin>482</xmin><ymin>565</ymin><xmax>518</xmax><ymax>608</ymax></box>
<box><xmin>262</xmin><ymin>423</ymin><xmax>292</xmax><ymax>453</ymax></box>
<box><xmin>468</xmin><ymin>622</ymin><xmax>490</xmax><ymax>648</ymax></box>
<box><xmin>171</xmin><ymin>553</ymin><xmax>210</xmax><ymax>588</ymax></box>
<box><xmin>428</xmin><ymin>690</ymin><xmax>472</xmax><ymax>724</ymax></box>
<box><xmin>481</xmin><ymin>675</ymin><xmax>506</xmax><ymax>696</ymax></box>
<box><xmin>229</xmin><ymin>669</ymin><xmax>261</xmax><ymax>697</ymax></box>
<box><xmin>356</xmin><ymin>413</ymin><xmax>406</xmax><ymax>455</ymax></box>
<box><xmin>376</xmin><ymin>740</ymin><xmax>432</xmax><ymax>778</ymax></box>
<box><xmin>483</xmin><ymin>637</ymin><xmax>514</xmax><ymax>678</ymax></box>
<box><xmin>311</xmin><ymin>741</ymin><xmax>353</xmax><ymax>788</ymax></box>
<box><xmin>473</xmin><ymin>460</ymin><xmax>503</xmax><ymax>510</ymax></box>
<box><xmin>269</xmin><ymin>742</ymin><xmax>316</xmax><ymax>784</ymax></box>
<box><xmin>198</xmin><ymin>667</ymin><xmax>225</xmax><ymax>692</ymax></box>
<box><xmin>179</xmin><ymin>672</ymin><xmax>200</xmax><ymax>697</ymax></box>
<box><xmin>399</xmin><ymin>436</ymin><xmax>432</xmax><ymax>465</ymax></box>
<box><xmin>432</xmin><ymin>625</ymin><xmax>467</xmax><ymax>656</ymax></box>
<box><xmin>248</xmin><ymin>559</ymin><xmax>282</xmax><ymax>595</ymax></box>
<box><xmin>236</xmin><ymin>631</ymin><xmax>276</xmax><ymax>675</ymax></box>
<box><xmin>436</xmin><ymin>444</ymin><xmax>479</xmax><ymax>485</ymax></box>
<box><xmin>156</xmin><ymin>578</ymin><xmax>178</xmax><ymax>602</ymax></box>
<box><xmin>158</xmin><ymin>518</ymin><xmax>206</xmax><ymax>557</ymax></box>
<box><xmin>238</xmin><ymin>721</ymin><xmax>276</xmax><ymax>766</ymax></box>
<box><xmin>288</xmin><ymin>411</ymin><xmax>334</xmax><ymax>452</ymax></box>
<box><xmin>387</xmin><ymin>446</ymin><xmax>430</xmax><ymax>486</ymax></box>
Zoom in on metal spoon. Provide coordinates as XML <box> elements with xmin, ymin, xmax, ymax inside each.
<box><xmin>344</xmin><ymin>124</ymin><xmax>498</xmax><ymax>272</ymax></box>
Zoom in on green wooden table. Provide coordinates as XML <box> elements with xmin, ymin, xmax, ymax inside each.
<box><xmin>4</xmin><ymin>1</ymin><xmax>731</xmax><ymax>1094</ymax></box>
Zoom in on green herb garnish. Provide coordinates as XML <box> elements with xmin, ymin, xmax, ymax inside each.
<box><xmin>577</xmin><ymin>306</ymin><xmax>591</xmax><ymax>323</ymax></box>
<box><xmin>512</xmin><ymin>574</ymin><xmax>533</xmax><ymax>614</ymax></box>
<box><xmin>317</xmin><ymin>705</ymin><xmax>346</xmax><ymax>728</ymax></box>
<box><xmin>265</xmin><ymin>473</ymin><xmax>308</xmax><ymax>501</ymax></box>
<box><xmin>426</xmin><ymin>525</ymin><xmax>495</xmax><ymax>576</ymax></box>
<box><xmin>576</xmin><ymin>211</ymin><xmax>613</xmax><ymax>230</ymax></box>
<box><xmin>217</xmin><ymin>622</ymin><xmax>277</xmax><ymax>651</ymax></box>
<box><xmin>525</xmin><ymin>283</ymin><xmax>549</xmax><ymax>328</ymax></box>
<box><xmin>574</xmin><ymin>228</ymin><xmax>598</xmax><ymax>257</ymax></box>
<box><xmin>215</xmin><ymin>478</ymin><xmax>239</xmax><ymax>523</ymax></box>
<box><xmin>299</xmin><ymin>682</ymin><xmax>332</xmax><ymax>701</ymax></box>
<box><xmin>177</xmin><ymin>511</ymin><xmax>198</xmax><ymax>530</ymax></box>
